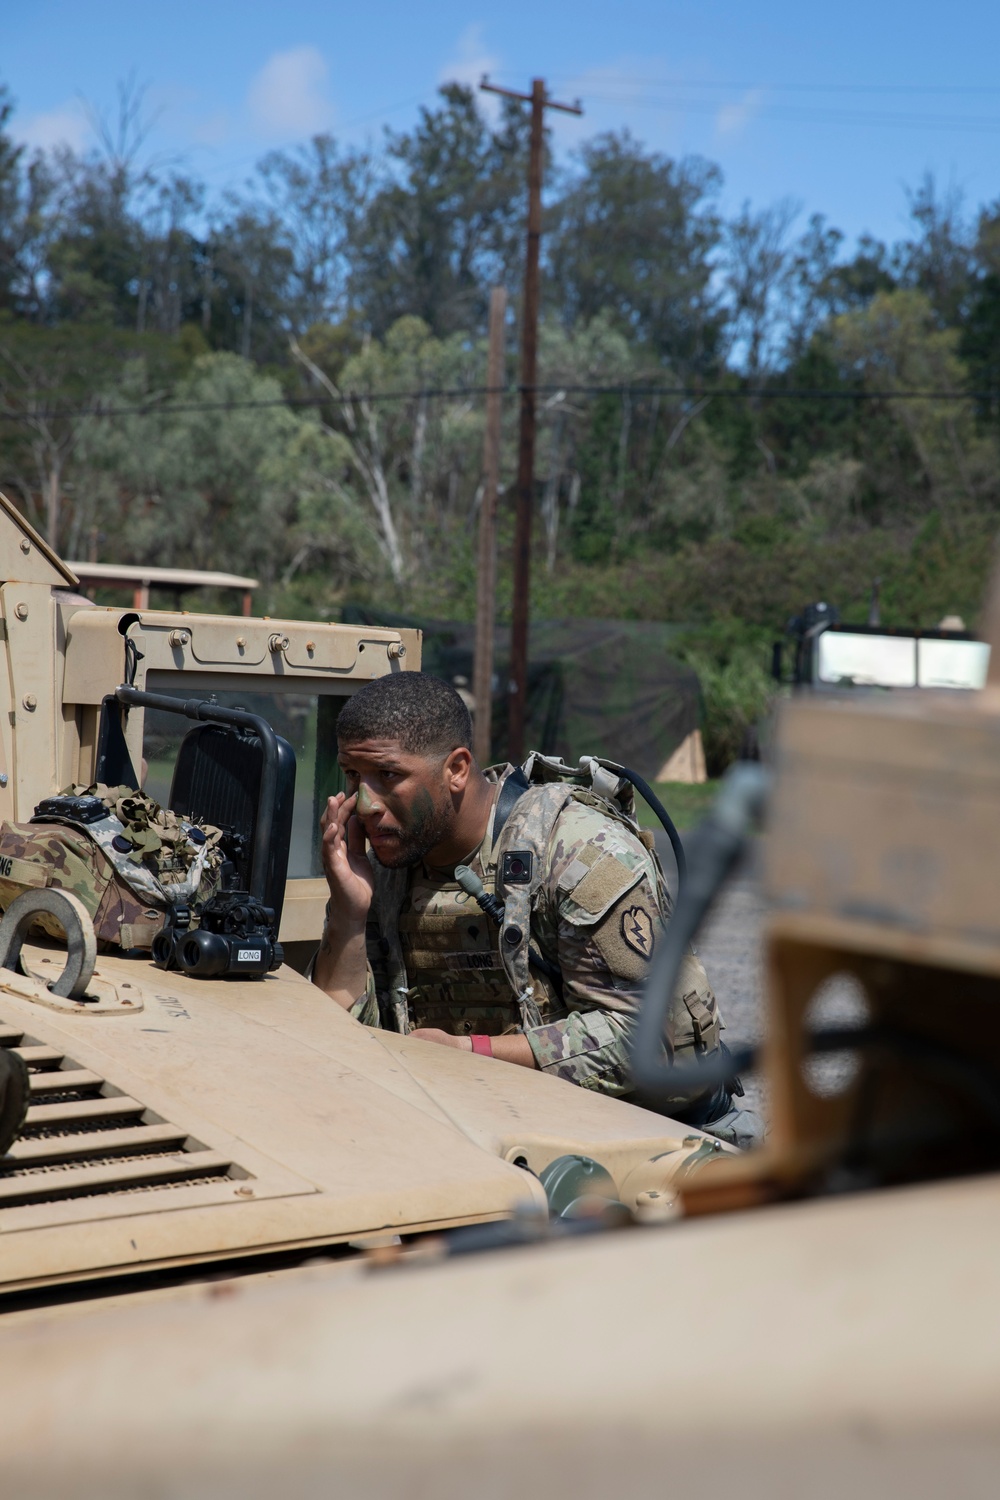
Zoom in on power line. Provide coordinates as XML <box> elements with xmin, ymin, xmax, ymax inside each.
<box><xmin>578</xmin><ymin>93</ymin><xmax>1000</xmax><ymax>134</ymax></box>
<box><xmin>545</xmin><ymin>77</ymin><xmax>1000</xmax><ymax>97</ymax></box>
<box><xmin>1</xmin><ymin>383</ymin><xmax>997</xmax><ymax>423</ymax></box>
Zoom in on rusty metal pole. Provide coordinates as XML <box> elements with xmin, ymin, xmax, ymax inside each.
<box><xmin>480</xmin><ymin>76</ymin><xmax>581</xmax><ymax>765</ymax></box>
<box><xmin>473</xmin><ymin>286</ymin><xmax>507</xmax><ymax>768</ymax></box>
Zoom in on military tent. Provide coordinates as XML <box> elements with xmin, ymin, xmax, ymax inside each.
<box><xmin>341</xmin><ymin>610</ymin><xmax>701</xmax><ymax>781</ymax></box>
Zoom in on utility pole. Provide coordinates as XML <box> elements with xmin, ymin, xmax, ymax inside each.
<box><xmin>480</xmin><ymin>75</ymin><xmax>582</xmax><ymax>762</ymax></box>
<box><xmin>472</xmin><ymin>285</ymin><xmax>507</xmax><ymax>768</ymax></box>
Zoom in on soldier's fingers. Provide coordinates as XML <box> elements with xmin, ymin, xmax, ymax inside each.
<box><xmin>320</xmin><ymin>792</ymin><xmax>346</xmax><ymax>832</ymax></box>
<box><xmin>346</xmin><ymin>814</ymin><xmax>367</xmax><ymax>857</ymax></box>
<box><xmin>322</xmin><ymin>807</ymin><xmax>348</xmax><ymax>858</ymax></box>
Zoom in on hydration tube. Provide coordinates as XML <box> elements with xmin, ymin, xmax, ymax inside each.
<box><xmin>613</xmin><ymin>766</ymin><xmax>687</xmax><ymax>894</ymax></box>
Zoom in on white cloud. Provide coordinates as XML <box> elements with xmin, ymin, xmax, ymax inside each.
<box><xmin>190</xmin><ymin>111</ymin><xmax>231</xmax><ymax>147</ymax></box>
<box><xmin>438</xmin><ymin>24</ymin><xmax>505</xmax><ymax>121</ymax></box>
<box><xmin>716</xmin><ymin>89</ymin><xmax>764</xmax><ymax>139</ymax></box>
<box><xmin>15</xmin><ymin>101</ymin><xmax>90</xmax><ymax>153</ymax></box>
<box><xmin>247</xmin><ymin>46</ymin><xmax>334</xmax><ymax>138</ymax></box>
<box><xmin>439</xmin><ymin>23</ymin><xmax>500</xmax><ymax>90</ymax></box>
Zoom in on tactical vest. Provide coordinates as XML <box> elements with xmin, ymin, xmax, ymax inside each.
<box><xmin>369</xmin><ymin>756</ymin><xmax>662</xmax><ymax>1035</ymax></box>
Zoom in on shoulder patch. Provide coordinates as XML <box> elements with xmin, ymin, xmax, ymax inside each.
<box><xmin>587</xmin><ymin>885</ymin><xmax>665</xmax><ymax>980</ymax></box>
<box><xmin>621</xmin><ymin>904</ymin><xmax>655</xmax><ymax>959</ymax></box>
<box><xmin>561</xmin><ymin>853</ymin><xmax>643</xmax><ymax>925</ymax></box>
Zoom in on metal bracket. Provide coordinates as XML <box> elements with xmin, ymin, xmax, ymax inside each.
<box><xmin>0</xmin><ymin>889</ymin><xmax>97</xmax><ymax>1000</ymax></box>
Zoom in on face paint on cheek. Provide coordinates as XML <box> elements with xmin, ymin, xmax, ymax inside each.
<box><xmin>405</xmin><ymin>787</ymin><xmax>436</xmax><ymax>840</ymax></box>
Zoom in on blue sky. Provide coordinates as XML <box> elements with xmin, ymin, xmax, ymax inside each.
<box><xmin>7</xmin><ymin>1</ymin><xmax>1000</xmax><ymax>249</ymax></box>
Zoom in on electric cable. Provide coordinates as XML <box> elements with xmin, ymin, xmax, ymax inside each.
<box><xmin>1</xmin><ymin>382</ymin><xmax>995</xmax><ymax>423</ymax></box>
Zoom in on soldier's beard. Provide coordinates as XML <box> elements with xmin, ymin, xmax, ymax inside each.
<box><xmin>368</xmin><ymin>788</ymin><xmax>455</xmax><ymax>869</ymax></box>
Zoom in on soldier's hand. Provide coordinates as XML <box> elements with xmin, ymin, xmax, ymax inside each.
<box><xmin>409</xmin><ymin>1028</ymin><xmax>472</xmax><ymax>1051</ymax></box>
<box><xmin>321</xmin><ymin>792</ymin><xmax>374</xmax><ymax>929</ymax></box>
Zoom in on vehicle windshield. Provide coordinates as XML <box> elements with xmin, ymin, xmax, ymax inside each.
<box><xmin>816</xmin><ymin>631</ymin><xmax>990</xmax><ymax>690</ymax></box>
<box><xmin>141</xmin><ymin>677</ymin><xmax>349</xmax><ymax>878</ymax></box>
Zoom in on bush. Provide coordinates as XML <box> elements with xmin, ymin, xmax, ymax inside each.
<box><xmin>669</xmin><ymin>624</ymin><xmax>777</xmax><ymax>775</ymax></box>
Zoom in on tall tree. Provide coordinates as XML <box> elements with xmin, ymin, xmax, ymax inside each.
<box><xmin>721</xmin><ymin>198</ymin><xmax>799</xmax><ymax>379</ymax></box>
<box><xmin>256</xmin><ymin>134</ymin><xmax>376</xmax><ymax>331</ymax></box>
<box><xmin>349</xmin><ymin>85</ymin><xmax>530</xmax><ymax>338</ymax></box>
<box><xmin>547</xmin><ymin>132</ymin><xmax>723</xmax><ymax>376</ymax></box>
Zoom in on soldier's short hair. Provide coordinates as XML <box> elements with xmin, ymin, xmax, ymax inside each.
<box><xmin>336</xmin><ymin>671</ymin><xmax>473</xmax><ymax>759</ymax></box>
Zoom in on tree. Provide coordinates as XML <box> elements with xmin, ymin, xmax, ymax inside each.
<box><xmin>828</xmin><ymin>288</ymin><xmax>986</xmax><ymax>515</ymax></box>
<box><xmin>0</xmin><ymin>87</ymin><xmax>26</xmax><ymax>312</ymax></box>
<box><xmin>256</xmin><ymin>134</ymin><xmax>376</xmax><ymax>330</ymax></box>
<box><xmin>207</xmin><ymin>206</ymin><xmax>295</xmax><ymax>361</ymax></box>
<box><xmin>547</xmin><ymin>132</ymin><xmax>723</xmax><ymax>376</ymax></box>
<box><xmin>897</xmin><ymin>174</ymin><xmax>974</xmax><ymax>328</ymax></box>
<box><xmin>721</xmin><ymin>198</ymin><xmax>799</xmax><ymax>380</ymax></box>
<box><xmin>0</xmin><ymin>318</ymin><xmax>166</xmax><ymax>546</ymax></box>
<box><xmin>348</xmin><ymin>85</ymin><xmax>530</xmax><ymax>338</ymax></box>
<box><xmin>74</xmin><ymin>353</ymin><xmax>303</xmax><ymax>581</ymax></box>
<box><xmin>293</xmin><ymin>315</ymin><xmax>486</xmax><ymax>583</ymax></box>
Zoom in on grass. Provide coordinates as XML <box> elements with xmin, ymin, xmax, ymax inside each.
<box><xmin>634</xmin><ymin>780</ymin><xmax>720</xmax><ymax>831</ymax></box>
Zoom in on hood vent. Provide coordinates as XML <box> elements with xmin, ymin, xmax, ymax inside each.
<box><xmin>0</xmin><ymin>1019</ymin><xmax>247</xmax><ymax>1210</ymax></box>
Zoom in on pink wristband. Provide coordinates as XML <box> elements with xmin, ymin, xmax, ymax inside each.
<box><xmin>470</xmin><ymin>1034</ymin><xmax>493</xmax><ymax>1057</ymax></box>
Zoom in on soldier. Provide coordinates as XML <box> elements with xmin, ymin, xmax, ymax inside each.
<box><xmin>311</xmin><ymin>672</ymin><xmax>761</xmax><ymax>1148</ymax></box>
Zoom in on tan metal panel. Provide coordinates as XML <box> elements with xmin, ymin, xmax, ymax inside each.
<box><xmin>2</xmin><ymin>581</ymin><xmax>62</xmax><ymax>819</ymax></box>
<box><xmin>0</xmin><ymin>952</ymin><xmax>707</xmax><ymax>1290</ymax></box>
<box><xmin>0</xmin><ymin>490</ymin><xmax>77</xmax><ymax>587</ymax></box>
<box><xmin>278</xmin><ymin>878</ymin><xmax>327</xmax><ymax>943</ymax></box>
<box><xmin>4</xmin><ymin>1171</ymin><xmax>1000</xmax><ymax>1494</ymax></box>
<box><xmin>28</xmin><ymin>1069</ymin><xmax>103</xmax><ymax>1094</ymax></box>
<box><xmin>25</xmin><ymin>1096</ymin><xmax>146</xmax><ymax>1125</ymax></box>
<box><xmin>7</xmin><ymin>1123</ymin><xmax>191</xmax><ymax>1166</ymax></box>
<box><xmin>0</xmin><ymin>1149</ymin><xmax>234</xmax><ymax>1204</ymax></box>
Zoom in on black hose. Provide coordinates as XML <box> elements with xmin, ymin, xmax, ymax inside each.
<box><xmin>615</xmin><ymin>766</ymin><xmax>687</xmax><ymax>894</ymax></box>
<box><xmin>630</xmin><ymin>763</ymin><xmax>769</xmax><ymax>1102</ymax></box>
<box><xmin>639</xmin><ymin>1023</ymin><xmax>1000</xmax><ymax>1133</ymax></box>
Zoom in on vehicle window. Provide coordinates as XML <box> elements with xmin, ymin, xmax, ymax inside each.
<box><xmin>916</xmin><ymin>638</ymin><xmax>990</xmax><ymax>690</ymax></box>
<box><xmin>140</xmin><ymin>681</ymin><xmax>347</xmax><ymax>878</ymax></box>
<box><xmin>817</xmin><ymin>632</ymin><xmax>916</xmax><ymax>688</ymax></box>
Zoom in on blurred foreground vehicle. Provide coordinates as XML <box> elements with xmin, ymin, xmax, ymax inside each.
<box><xmin>2</xmin><ymin>492</ymin><xmax>1000</xmax><ymax>1497</ymax></box>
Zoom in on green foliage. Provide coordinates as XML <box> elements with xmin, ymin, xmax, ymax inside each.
<box><xmin>2</xmin><ymin>81</ymin><xmax>1000</xmax><ymax>775</ymax></box>
<box><xmin>634</xmin><ymin>781</ymin><xmax>719</xmax><ymax>831</ymax></box>
<box><xmin>547</xmin><ymin>132</ymin><xmax>722</xmax><ymax>374</ymax></box>
<box><xmin>666</xmin><ymin>624</ymin><xmax>777</xmax><ymax>776</ymax></box>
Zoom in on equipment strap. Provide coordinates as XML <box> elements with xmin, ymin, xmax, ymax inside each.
<box><xmin>491</xmin><ymin>765</ymin><xmax>530</xmax><ymax>848</ymax></box>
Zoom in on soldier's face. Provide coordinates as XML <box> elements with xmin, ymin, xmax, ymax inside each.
<box><xmin>336</xmin><ymin>738</ymin><xmax>457</xmax><ymax>867</ymax></box>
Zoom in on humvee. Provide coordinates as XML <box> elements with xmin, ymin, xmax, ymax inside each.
<box><xmin>776</xmin><ymin>598</ymin><xmax>990</xmax><ymax>692</ymax></box>
<box><xmin>5</xmin><ymin>491</ymin><xmax>1000</xmax><ymax>1497</ymax></box>
<box><xmin>0</xmin><ymin>490</ymin><xmax>724</xmax><ymax>1290</ymax></box>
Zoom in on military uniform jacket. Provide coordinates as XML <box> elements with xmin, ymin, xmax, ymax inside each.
<box><xmin>349</xmin><ymin>767</ymin><xmax>723</xmax><ymax>1103</ymax></box>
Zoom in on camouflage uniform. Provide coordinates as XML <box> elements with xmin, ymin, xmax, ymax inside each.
<box><xmin>0</xmin><ymin>785</ymin><xmax>223</xmax><ymax>951</ymax></box>
<box><xmin>346</xmin><ymin>767</ymin><xmax>762</xmax><ymax>1146</ymax></box>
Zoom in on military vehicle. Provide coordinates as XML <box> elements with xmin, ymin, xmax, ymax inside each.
<box><xmin>776</xmin><ymin>598</ymin><xmax>989</xmax><ymax>692</ymax></box>
<box><xmin>4</xmin><ymin>488</ymin><xmax>1000</xmax><ymax>1497</ymax></box>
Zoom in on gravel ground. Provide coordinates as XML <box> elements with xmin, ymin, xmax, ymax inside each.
<box><xmin>655</xmin><ymin>834</ymin><xmax>768</xmax><ymax>1120</ymax></box>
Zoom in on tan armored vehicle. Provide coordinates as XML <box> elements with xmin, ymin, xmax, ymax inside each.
<box><xmin>4</xmin><ymin>489</ymin><xmax>1000</xmax><ymax>1497</ymax></box>
<box><xmin>0</xmin><ymin>493</ymin><xmax>723</xmax><ymax>1288</ymax></box>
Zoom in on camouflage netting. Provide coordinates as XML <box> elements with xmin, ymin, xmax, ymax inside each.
<box><xmin>341</xmin><ymin>611</ymin><xmax>701</xmax><ymax>780</ymax></box>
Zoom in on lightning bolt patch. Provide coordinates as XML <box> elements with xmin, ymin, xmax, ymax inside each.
<box><xmin>621</xmin><ymin>905</ymin><xmax>654</xmax><ymax>960</ymax></box>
